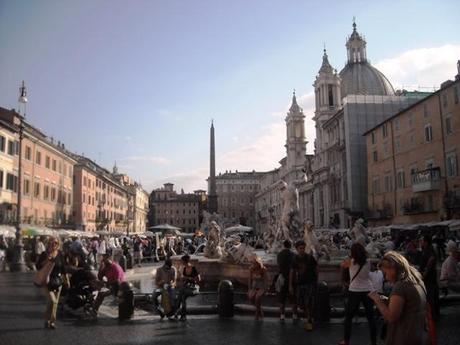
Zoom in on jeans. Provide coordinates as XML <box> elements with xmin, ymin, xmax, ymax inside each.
<box><xmin>175</xmin><ymin>285</ymin><xmax>199</xmax><ymax>317</ymax></box>
<box><xmin>344</xmin><ymin>291</ymin><xmax>376</xmax><ymax>345</ymax></box>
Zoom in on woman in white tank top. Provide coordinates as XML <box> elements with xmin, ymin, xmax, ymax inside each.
<box><xmin>339</xmin><ymin>243</ymin><xmax>377</xmax><ymax>345</ymax></box>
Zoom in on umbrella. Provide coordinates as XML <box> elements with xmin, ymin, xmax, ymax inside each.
<box><xmin>143</xmin><ymin>231</ymin><xmax>155</xmax><ymax>237</ymax></box>
<box><xmin>20</xmin><ymin>225</ymin><xmax>55</xmax><ymax>237</ymax></box>
<box><xmin>96</xmin><ymin>230</ymin><xmax>110</xmax><ymax>236</ymax></box>
<box><xmin>149</xmin><ymin>223</ymin><xmax>182</xmax><ymax>231</ymax></box>
<box><xmin>0</xmin><ymin>225</ymin><xmax>16</xmax><ymax>238</ymax></box>
<box><xmin>149</xmin><ymin>223</ymin><xmax>182</xmax><ymax>235</ymax></box>
<box><xmin>224</xmin><ymin>225</ymin><xmax>253</xmax><ymax>234</ymax></box>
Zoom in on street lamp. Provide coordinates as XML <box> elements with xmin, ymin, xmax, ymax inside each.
<box><xmin>10</xmin><ymin>81</ymin><xmax>27</xmax><ymax>272</ymax></box>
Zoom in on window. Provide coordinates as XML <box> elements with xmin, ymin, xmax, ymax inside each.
<box><xmin>447</xmin><ymin>153</ymin><xmax>458</xmax><ymax>177</ymax></box>
<box><xmin>25</xmin><ymin>146</ymin><xmax>32</xmax><ymax>160</ymax></box>
<box><xmin>6</xmin><ymin>173</ymin><xmax>17</xmax><ymax>192</ymax></box>
<box><xmin>7</xmin><ymin>140</ymin><xmax>14</xmax><ymax>155</ymax></box>
<box><xmin>58</xmin><ymin>161</ymin><xmax>62</xmax><ymax>173</ymax></box>
<box><xmin>382</xmin><ymin>124</ymin><xmax>388</xmax><ymax>138</ymax></box>
<box><xmin>23</xmin><ymin>179</ymin><xmax>30</xmax><ymax>195</ymax></box>
<box><xmin>397</xmin><ymin>170</ymin><xmax>406</xmax><ymax>189</ymax></box>
<box><xmin>408</xmin><ymin>113</ymin><xmax>414</xmax><ymax>127</ymax></box>
<box><xmin>36</xmin><ymin>151</ymin><xmax>41</xmax><ymax>165</ymax></box>
<box><xmin>0</xmin><ymin>170</ymin><xmax>3</xmax><ymax>188</ymax></box>
<box><xmin>51</xmin><ymin>187</ymin><xmax>56</xmax><ymax>201</ymax></box>
<box><xmin>328</xmin><ymin>84</ymin><xmax>334</xmax><ymax>106</ymax></box>
<box><xmin>443</xmin><ymin>93</ymin><xmax>448</xmax><ymax>108</ymax></box>
<box><xmin>384</xmin><ymin>175</ymin><xmax>393</xmax><ymax>193</ymax></box>
<box><xmin>454</xmin><ymin>86</ymin><xmax>459</xmax><ymax>104</ymax></box>
<box><xmin>371</xmin><ymin>132</ymin><xmax>375</xmax><ymax>144</ymax></box>
<box><xmin>34</xmin><ymin>182</ymin><xmax>40</xmax><ymax>198</ymax></box>
<box><xmin>44</xmin><ymin>185</ymin><xmax>50</xmax><ymax>200</ymax></box>
<box><xmin>372</xmin><ymin>177</ymin><xmax>380</xmax><ymax>194</ymax></box>
<box><xmin>68</xmin><ymin>166</ymin><xmax>72</xmax><ymax>178</ymax></box>
<box><xmin>52</xmin><ymin>159</ymin><xmax>57</xmax><ymax>171</ymax></box>
<box><xmin>446</xmin><ymin>115</ymin><xmax>453</xmax><ymax>135</ymax></box>
<box><xmin>45</xmin><ymin>156</ymin><xmax>50</xmax><ymax>169</ymax></box>
<box><xmin>0</xmin><ymin>136</ymin><xmax>5</xmax><ymax>152</ymax></box>
<box><xmin>394</xmin><ymin>118</ymin><xmax>400</xmax><ymax>131</ymax></box>
<box><xmin>63</xmin><ymin>164</ymin><xmax>67</xmax><ymax>176</ymax></box>
<box><xmin>423</xmin><ymin>104</ymin><xmax>429</xmax><ymax>117</ymax></box>
<box><xmin>395</xmin><ymin>137</ymin><xmax>401</xmax><ymax>153</ymax></box>
<box><xmin>373</xmin><ymin>151</ymin><xmax>378</xmax><ymax>162</ymax></box>
<box><xmin>425</xmin><ymin>124</ymin><xmax>433</xmax><ymax>142</ymax></box>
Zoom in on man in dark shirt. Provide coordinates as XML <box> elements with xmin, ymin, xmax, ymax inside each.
<box><xmin>290</xmin><ymin>240</ymin><xmax>318</xmax><ymax>331</ymax></box>
<box><xmin>420</xmin><ymin>235</ymin><xmax>439</xmax><ymax>319</ymax></box>
<box><xmin>276</xmin><ymin>239</ymin><xmax>296</xmax><ymax>321</ymax></box>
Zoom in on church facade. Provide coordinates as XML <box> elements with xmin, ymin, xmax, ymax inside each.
<box><xmin>302</xmin><ymin>22</ymin><xmax>429</xmax><ymax>229</ymax></box>
<box><xmin>254</xmin><ymin>21</ymin><xmax>429</xmax><ymax>233</ymax></box>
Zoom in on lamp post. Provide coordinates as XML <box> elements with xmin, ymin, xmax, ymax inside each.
<box><xmin>10</xmin><ymin>81</ymin><xmax>27</xmax><ymax>272</ymax></box>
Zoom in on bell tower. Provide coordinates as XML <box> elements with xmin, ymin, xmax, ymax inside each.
<box><xmin>313</xmin><ymin>48</ymin><xmax>341</xmax><ymax>160</ymax></box>
<box><xmin>285</xmin><ymin>91</ymin><xmax>307</xmax><ymax>172</ymax></box>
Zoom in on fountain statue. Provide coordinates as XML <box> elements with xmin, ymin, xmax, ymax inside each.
<box><xmin>203</xmin><ymin>220</ymin><xmax>223</xmax><ymax>259</ymax></box>
<box><xmin>224</xmin><ymin>235</ymin><xmax>255</xmax><ymax>264</ymax></box>
<box><xmin>303</xmin><ymin>220</ymin><xmax>331</xmax><ymax>261</ymax></box>
<box><xmin>349</xmin><ymin>218</ymin><xmax>368</xmax><ymax>246</ymax></box>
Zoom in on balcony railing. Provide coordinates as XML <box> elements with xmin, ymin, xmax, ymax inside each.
<box><xmin>412</xmin><ymin>167</ymin><xmax>441</xmax><ymax>193</ymax></box>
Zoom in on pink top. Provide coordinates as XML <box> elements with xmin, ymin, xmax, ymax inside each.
<box><xmin>98</xmin><ymin>262</ymin><xmax>125</xmax><ymax>284</ymax></box>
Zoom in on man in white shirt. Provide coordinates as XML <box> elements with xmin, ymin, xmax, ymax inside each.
<box><xmin>440</xmin><ymin>241</ymin><xmax>460</xmax><ymax>292</ymax></box>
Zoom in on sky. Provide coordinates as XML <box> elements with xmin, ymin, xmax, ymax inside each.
<box><xmin>1</xmin><ymin>0</ymin><xmax>459</xmax><ymax>193</ymax></box>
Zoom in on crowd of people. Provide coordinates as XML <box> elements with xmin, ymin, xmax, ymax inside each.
<box><xmin>2</xmin><ymin>222</ymin><xmax>460</xmax><ymax>345</ymax></box>
<box><xmin>272</xmin><ymin>226</ymin><xmax>460</xmax><ymax>345</ymax></box>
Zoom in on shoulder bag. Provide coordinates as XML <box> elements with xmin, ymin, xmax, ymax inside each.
<box><xmin>33</xmin><ymin>259</ymin><xmax>55</xmax><ymax>287</ymax></box>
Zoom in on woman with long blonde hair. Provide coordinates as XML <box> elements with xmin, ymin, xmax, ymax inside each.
<box><xmin>368</xmin><ymin>251</ymin><xmax>428</xmax><ymax>345</ymax></box>
<box><xmin>248</xmin><ymin>254</ymin><xmax>267</xmax><ymax>320</ymax></box>
<box><xmin>36</xmin><ymin>237</ymin><xmax>67</xmax><ymax>329</ymax></box>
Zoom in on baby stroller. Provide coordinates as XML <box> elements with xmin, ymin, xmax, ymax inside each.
<box><xmin>66</xmin><ymin>267</ymin><xmax>98</xmax><ymax>318</ymax></box>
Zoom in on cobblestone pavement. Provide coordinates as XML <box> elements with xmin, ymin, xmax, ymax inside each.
<box><xmin>1</xmin><ymin>272</ymin><xmax>459</xmax><ymax>345</ymax></box>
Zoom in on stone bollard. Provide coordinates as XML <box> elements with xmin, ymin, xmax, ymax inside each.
<box><xmin>314</xmin><ymin>281</ymin><xmax>330</xmax><ymax>322</ymax></box>
<box><xmin>118</xmin><ymin>282</ymin><xmax>134</xmax><ymax>320</ymax></box>
<box><xmin>218</xmin><ymin>280</ymin><xmax>234</xmax><ymax>318</ymax></box>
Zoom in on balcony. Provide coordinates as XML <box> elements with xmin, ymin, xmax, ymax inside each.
<box><xmin>412</xmin><ymin>167</ymin><xmax>441</xmax><ymax>193</ymax></box>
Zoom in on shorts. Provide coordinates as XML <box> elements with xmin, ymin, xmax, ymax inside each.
<box><xmin>296</xmin><ymin>283</ymin><xmax>317</xmax><ymax>306</ymax></box>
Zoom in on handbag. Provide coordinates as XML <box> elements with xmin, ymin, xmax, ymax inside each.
<box><xmin>33</xmin><ymin>260</ymin><xmax>55</xmax><ymax>287</ymax></box>
<box><xmin>423</xmin><ymin>289</ymin><xmax>437</xmax><ymax>345</ymax></box>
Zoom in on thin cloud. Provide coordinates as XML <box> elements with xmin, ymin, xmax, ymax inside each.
<box><xmin>375</xmin><ymin>44</ymin><xmax>460</xmax><ymax>90</ymax></box>
<box><xmin>122</xmin><ymin>156</ymin><xmax>171</xmax><ymax>165</ymax></box>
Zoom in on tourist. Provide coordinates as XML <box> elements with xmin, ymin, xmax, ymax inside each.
<box><xmin>369</xmin><ymin>251</ymin><xmax>428</xmax><ymax>345</ymax></box>
<box><xmin>94</xmin><ymin>254</ymin><xmax>125</xmax><ymax>312</ymax></box>
<box><xmin>0</xmin><ymin>235</ymin><xmax>8</xmax><ymax>272</ymax></box>
<box><xmin>419</xmin><ymin>235</ymin><xmax>439</xmax><ymax>319</ymax></box>
<box><xmin>36</xmin><ymin>237</ymin><xmax>67</xmax><ymax>329</ymax></box>
<box><xmin>133</xmin><ymin>235</ymin><xmax>143</xmax><ymax>267</ymax></box>
<box><xmin>175</xmin><ymin>254</ymin><xmax>200</xmax><ymax>321</ymax></box>
<box><xmin>154</xmin><ymin>257</ymin><xmax>177</xmax><ymax>319</ymax></box>
<box><xmin>96</xmin><ymin>236</ymin><xmax>107</xmax><ymax>267</ymax></box>
<box><xmin>248</xmin><ymin>254</ymin><xmax>267</xmax><ymax>321</ymax></box>
<box><xmin>339</xmin><ymin>242</ymin><xmax>376</xmax><ymax>345</ymax></box>
<box><xmin>440</xmin><ymin>241</ymin><xmax>460</xmax><ymax>292</ymax></box>
<box><xmin>276</xmin><ymin>239</ymin><xmax>297</xmax><ymax>321</ymax></box>
<box><xmin>290</xmin><ymin>240</ymin><xmax>317</xmax><ymax>331</ymax></box>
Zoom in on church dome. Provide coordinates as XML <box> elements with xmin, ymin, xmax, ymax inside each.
<box><xmin>339</xmin><ymin>62</ymin><xmax>395</xmax><ymax>97</ymax></box>
<box><xmin>339</xmin><ymin>21</ymin><xmax>395</xmax><ymax>97</ymax></box>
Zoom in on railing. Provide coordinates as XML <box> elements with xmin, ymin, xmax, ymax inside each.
<box><xmin>412</xmin><ymin>167</ymin><xmax>441</xmax><ymax>192</ymax></box>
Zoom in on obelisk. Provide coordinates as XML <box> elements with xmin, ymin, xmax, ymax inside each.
<box><xmin>208</xmin><ymin>120</ymin><xmax>218</xmax><ymax>214</ymax></box>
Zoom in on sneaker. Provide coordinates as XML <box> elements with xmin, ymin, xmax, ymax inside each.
<box><xmin>304</xmin><ymin>321</ymin><xmax>313</xmax><ymax>331</ymax></box>
<box><xmin>49</xmin><ymin>322</ymin><xmax>56</xmax><ymax>330</ymax></box>
<box><xmin>179</xmin><ymin>315</ymin><xmax>187</xmax><ymax>322</ymax></box>
<box><xmin>158</xmin><ymin>310</ymin><xmax>165</xmax><ymax>319</ymax></box>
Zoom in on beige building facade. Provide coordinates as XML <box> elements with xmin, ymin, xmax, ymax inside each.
<box><xmin>0</xmin><ymin>107</ymin><xmax>76</xmax><ymax>227</ymax></box>
<box><xmin>0</xmin><ymin>120</ymin><xmax>19</xmax><ymax>223</ymax></box>
<box><xmin>151</xmin><ymin>183</ymin><xmax>200</xmax><ymax>233</ymax></box>
<box><xmin>215</xmin><ymin>171</ymin><xmax>264</xmax><ymax>229</ymax></box>
<box><xmin>365</xmin><ymin>64</ymin><xmax>460</xmax><ymax>224</ymax></box>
